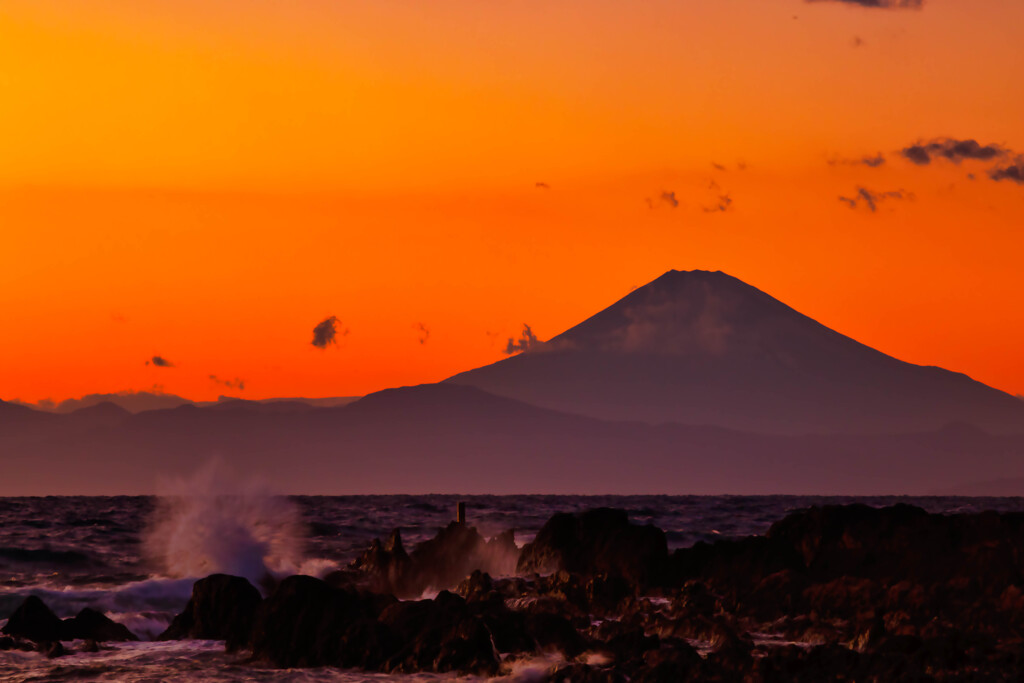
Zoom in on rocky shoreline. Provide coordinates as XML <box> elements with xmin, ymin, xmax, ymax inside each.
<box><xmin>6</xmin><ymin>503</ymin><xmax>1024</xmax><ymax>680</ymax></box>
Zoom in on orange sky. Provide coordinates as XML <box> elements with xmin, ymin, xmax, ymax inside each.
<box><xmin>1</xmin><ymin>0</ymin><xmax>1022</xmax><ymax>403</ymax></box>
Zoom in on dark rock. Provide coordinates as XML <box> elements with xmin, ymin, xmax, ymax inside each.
<box><xmin>634</xmin><ymin>641</ymin><xmax>703</xmax><ymax>683</ymax></box>
<box><xmin>802</xmin><ymin>576</ymin><xmax>879</xmax><ymax>620</ymax></box>
<box><xmin>549</xmin><ymin>663</ymin><xmax>626</xmax><ymax>683</ymax></box>
<box><xmin>354</xmin><ymin>523</ymin><xmax>520</xmax><ymax>597</ymax></box>
<box><xmin>742</xmin><ymin>569</ymin><xmax>808</xmax><ymax>620</ymax></box>
<box><xmin>40</xmin><ymin>640</ymin><xmax>65</xmax><ymax>658</ymax></box>
<box><xmin>62</xmin><ymin>608</ymin><xmax>137</xmax><ymax>642</ymax></box>
<box><xmin>159</xmin><ymin>574</ymin><xmax>262</xmax><ymax>651</ymax></box>
<box><xmin>0</xmin><ymin>636</ymin><xmax>13</xmax><ymax>651</ymax></box>
<box><xmin>670</xmin><ymin>535</ymin><xmax>802</xmax><ymax>599</ymax></box>
<box><xmin>602</xmin><ymin>626</ymin><xmax>659</xmax><ymax>667</ymax></box>
<box><xmin>518</xmin><ymin>508</ymin><xmax>669</xmax><ymax>588</ymax></box>
<box><xmin>524</xmin><ymin>611</ymin><xmax>587</xmax><ymax>657</ymax></box>
<box><xmin>456</xmin><ymin>569</ymin><xmax>495</xmax><ymax>602</ymax></box>
<box><xmin>378</xmin><ymin>591</ymin><xmax>499</xmax><ymax>675</ymax></box>
<box><xmin>351</xmin><ymin>529</ymin><xmax>411</xmax><ymax>594</ymax></box>
<box><xmin>1</xmin><ymin>596</ymin><xmax>64</xmax><ymax>643</ymax></box>
<box><xmin>250</xmin><ymin>574</ymin><xmax>393</xmax><ymax>668</ymax></box>
<box><xmin>767</xmin><ymin>503</ymin><xmax>1024</xmax><ymax>584</ymax></box>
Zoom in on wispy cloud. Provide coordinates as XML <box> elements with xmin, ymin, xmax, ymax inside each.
<box><xmin>535</xmin><ymin>182</ymin><xmax>550</xmax><ymax>189</ymax></box>
<box><xmin>504</xmin><ymin>324</ymin><xmax>539</xmax><ymax>355</ymax></box>
<box><xmin>703</xmin><ymin>194</ymin><xmax>733</xmax><ymax>213</ymax></box>
<box><xmin>414</xmin><ymin>322</ymin><xmax>430</xmax><ymax>345</ymax></box>
<box><xmin>311</xmin><ymin>316</ymin><xmax>347</xmax><ymax>349</ymax></box>
<box><xmin>805</xmin><ymin>0</ymin><xmax>924</xmax><ymax>9</ymax></box>
<box><xmin>647</xmin><ymin>190</ymin><xmax>680</xmax><ymax>209</ymax></box>
<box><xmin>829</xmin><ymin>153</ymin><xmax>886</xmax><ymax>168</ymax></box>
<box><xmin>209</xmin><ymin>375</ymin><xmax>245</xmax><ymax>390</ymax></box>
<box><xmin>838</xmin><ymin>186</ymin><xmax>911</xmax><ymax>212</ymax></box>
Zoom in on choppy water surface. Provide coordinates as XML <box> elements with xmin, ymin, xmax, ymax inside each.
<box><xmin>2</xmin><ymin>494</ymin><xmax>1023</xmax><ymax>681</ymax></box>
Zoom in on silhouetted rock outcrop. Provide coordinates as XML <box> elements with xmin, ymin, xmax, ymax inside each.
<box><xmin>350</xmin><ymin>522</ymin><xmax>519</xmax><ymax>597</ymax></box>
<box><xmin>63</xmin><ymin>608</ymin><xmax>137</xmax><ymax>642</ymax></box>
<box><xmin>1</xmin><ymin>596</ymin><xmax>64</xmax><ymax>643</ymax></box>
<box><xmin>159</xmin><ymin>574</ymin><xmax>262</xmax><ymax>651</ymax></box>
<box><xmin>1</xmin><ymin>596</ymin><xmax>137</xmax><ymax>645</ymax></box>
<box><xmin>517</xmin><ymin>508</ymin><xmax>668</xmax><ymax>587</ymax></box>
<box><xmin>249</xmin><ymin>574</ymin><xmax>394</xmax><ymax>668</ymax></box>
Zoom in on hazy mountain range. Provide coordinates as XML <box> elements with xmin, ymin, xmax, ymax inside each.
<box><xmin>2</xmin><ymin>270</ymin><xmax>1023</xmax><ymax>495</ymax></box>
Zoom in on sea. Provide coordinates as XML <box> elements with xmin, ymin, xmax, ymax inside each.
<box><xmin>2</xmin><ymin>493</ymin><xmax>1024</xmax><ymax>682</ymax></box>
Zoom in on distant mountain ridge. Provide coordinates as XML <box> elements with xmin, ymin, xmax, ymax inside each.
<box><xmin>6</xmin><ymin>392</ymin><xmax>360</xmax><ymax>414</ymax></box>
<box><xmin>3</xmin><ymin>383</ymin><xmax>1024</xmax><ymax>495</ymax></box>
<box><xmin>447</xmin><ymin>270</ymin><xmax>1024</xmax><ymax>435</ymax></box>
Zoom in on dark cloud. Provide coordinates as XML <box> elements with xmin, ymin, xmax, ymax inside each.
<box><xmin>805</xmin><ymin>0</ymin><xmax>924</xmax><ymax>9</ymax></box>
<box><xmin>902</xmin><ymin>145</ymin><xmax>931</xmax><ymax>165</ymax></box>
<box><xmin>415</xmin><ymin>322</ymin><xmax>430</xmax><ymax>345</ymax></box>
<box><xmin>900</xmin><ymin>138</ymin><xmax>1007</xmax><ymax>165</ymax></box>
<box><xmin>852</xmin><ymin>35</ymin><xmax>865</xmax><ymax>47</ymax></box>
<box><xmin>535</xmin><ymin>182</ymin><xmax>550</xmax><ymax>189</ymax></box>
<box><xmin>829</xmin><ymin>153</ymin><xmax>886</xmax><ymax>168</ymax></box>
<box><xmin>148</xmin><ymin>355</ymin><xmax>174</xmax><ymax>368</ymax></box>
<box><xmin>311</xmin><ymin>316</ymin><xmax>347</xmax><ymax>349</ymax></box>
<box><xmin>711</xmin><ymin>162</ymin><xmax>728</xmax><ymax>172</ymax></box>
<box><xmin>989</xmin><ymin>160</ymin><xmax>1024</xmax><ymax>184</ymax></box>
<box><xmin>646</xmin><ymin>191</ymin><xmax>680</xmax><ymax>209</ymax></box>
<box><xmin>209</xmin><ymin>375</ymin><xmax>246</xmax><ymax>391</ymax></box>
<box><xmin>703</xmin><ymin>194</ymin><xmax>733</xmax><ymax>213</ymax></box>
<box><xmin>504</xmin><ymin>324</ymin><xmax>539</xmax><ymax>355</ymax></box>
<box><xmin>838</xmin><ymin>186</ymin><xmax>911</xmax><ymax>212</ymax></box>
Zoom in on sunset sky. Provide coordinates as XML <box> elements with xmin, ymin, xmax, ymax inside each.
<box><xmin>2</xmin><ymin>0</ymin><xmax>1022</xmax><ymax>404</ymax></box>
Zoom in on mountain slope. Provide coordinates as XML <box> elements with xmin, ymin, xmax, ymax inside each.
<box><xmin>446</xmin><ymin>270</ymin><xmax>1024</xmax><ymax>434</ymax></box>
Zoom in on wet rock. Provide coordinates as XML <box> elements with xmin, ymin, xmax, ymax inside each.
<box><xmin>802</xmin><ymin>576</ymin><xmax>879</xmax><ymax>620</ymax></box>
<box><xmin>1</xmin><ymin>595</ymin><xmax>64</xmax><ymax>643</ymax></box>
<box><xmin>518</xmin><ymin>508</ymin><xmax>669</xmax><ymax>588</ymax></box>
<box><xmin>250</xmin><ymin>574</ymin><xmax>393</xmax><ymax>668</ymax></box>
<box><xmin>742</xmin><ymin>569</ymin><xmax>808</xmax><ymax>620</ymax></box>
<box><xmin>767</xmin><ymin>503</ymin><xmax>1024</xmax><ymax>585</ymax></box>
<box><xmin>354</xmin><ymin>523</ymin><xmax>520</xmax><ymax>597</ymax></box>
<box><xmin>456</xmin><ymin>569</ymin><xmax>495</xmax><ymax>602</ymax></box>
<box><xmin>378</xmin><ymin>591</ymin><xmax>499</xmax><ymax>675</ymax></box>
<box><xmin>40</xmin><ymin>640</ymin><xmax>65</xmax><ymax>658</ymax></box>
<box><xmin>524</xmin><ymin>611</ymin><xmax>588</xmax><ymax>657</ymax></box>
<box><xmin>600</xmin><ymin>626</ymin><xmax>659</xmax><ymax>668</ymax></box>
<box><xmin>159</xmin><ymin>574</ymin><xmax>262</xmax><ymax>651</ymax></box>
<box><xmin>548</xmin><ymin>663</ymin><xmax>626</xmax><ymax>683</ymax></box>
<box><xmin>634</xmin><ymin>641</ymin><xmax>703</xmax><ymax>683</ymax></box>
<box><xmin>670</xmin><ymin>535</ymin><xmax>802</xmax><ymax>599</ymax></box>
<box><xmin>350</xmin><ymin>529</ymin><xmax>411</xmax><ymax>594</ymax></box>
<box><xmin>62</xmin><ymin>608</ymin><xmax>137</xmax><ymax>642</ymax></box>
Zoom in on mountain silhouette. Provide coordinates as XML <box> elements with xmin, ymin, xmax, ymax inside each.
<box><xmin>447</xmin><ymin>270</ymin><xmax>1024</xmax><ymax>434</ymax></box>
<box><xmin>4</xmin><ymin>383</ymin><xmax>1024</xmax><ymax>495</ymax></box>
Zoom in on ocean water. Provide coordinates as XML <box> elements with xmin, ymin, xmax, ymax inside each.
<box><xmin>2</xmin><ymin>494</ymin><xmax>1023</xmax><ymax>681</ymax></box>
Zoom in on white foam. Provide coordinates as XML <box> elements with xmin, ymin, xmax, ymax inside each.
<box><xmin>143</xmin><ymin>459</ymin><xmax>309</xmax><ymax>591</ymax></box>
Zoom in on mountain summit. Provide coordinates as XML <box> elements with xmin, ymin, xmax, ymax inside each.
<box><xmin>447</xmin><ymin>270</ymin><xmax>1024</xmax><ymax>434</ymax></box>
